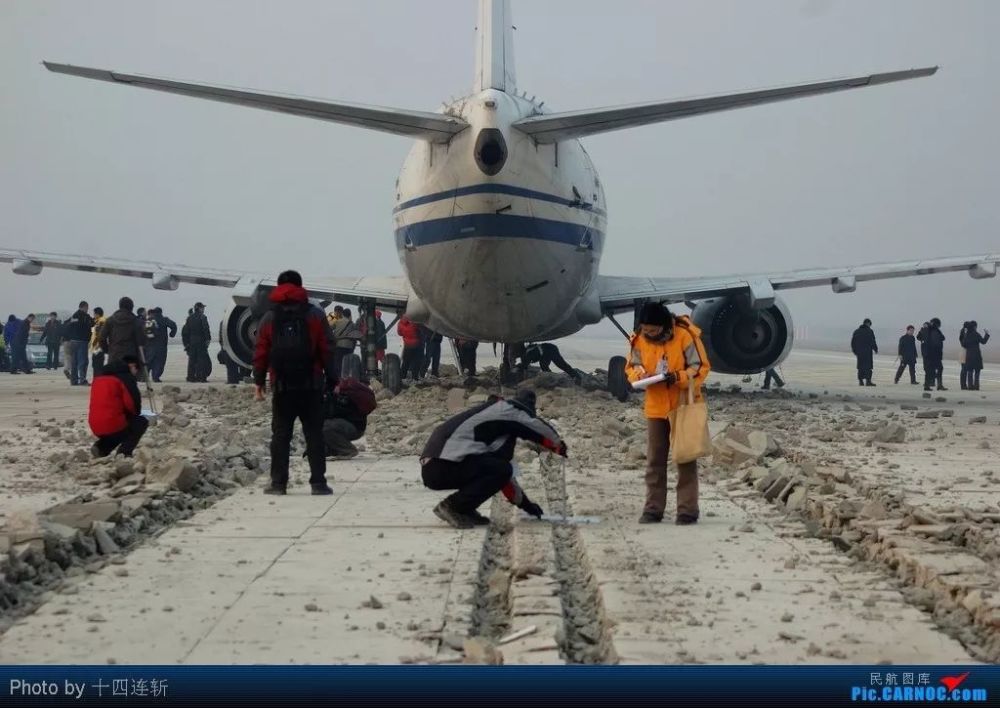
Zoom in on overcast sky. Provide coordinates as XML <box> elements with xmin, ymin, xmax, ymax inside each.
<box><xmin>1</xmin><ymin>0</ymin><xmax>997</xmax><ymax>342</ymax></box>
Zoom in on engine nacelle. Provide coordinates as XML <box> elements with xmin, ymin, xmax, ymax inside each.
<box><xmin>221</xmin><ymin>304</ymin><xmax>261</xmax><ymax>371</ymax></box>
<box><xmin>689</xmin><ymin>296</ymin><xmax>794</xmax><ymax>375</ymax></box>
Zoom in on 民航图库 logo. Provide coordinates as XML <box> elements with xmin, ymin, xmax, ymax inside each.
<box><xmin>851</xmin><ymin>670</ymin><xmax>987</xmax><ymax>702</ymax></box>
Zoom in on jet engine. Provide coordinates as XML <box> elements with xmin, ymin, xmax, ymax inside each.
<box><xmin>689</xmin><ymin>296</ymin><xmax>793</xmax><ymax>375</ymax></box>
<box><xmin>221</xmin><ymin>304</ymin><xmax>262</xmax><ymax>370</ymax></box>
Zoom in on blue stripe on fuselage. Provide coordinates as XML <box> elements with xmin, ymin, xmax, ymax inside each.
<box><xmin>395</xmin><ymin>213</ymin><xmax>604</xmax><ymax>250</ymax></box>
<box><xmin>393</xmin><ymin>183</ymin><xmax>607</xmax><ymax>218</ymax></box>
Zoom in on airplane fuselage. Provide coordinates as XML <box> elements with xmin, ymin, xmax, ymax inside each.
<box><xmin>393</xmin><ymin>89</ymin><xmax>607</xmax><ymax>342</ymax></box>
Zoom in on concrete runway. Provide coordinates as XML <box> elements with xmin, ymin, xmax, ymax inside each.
<box><xmin>1</xmin><ymin>343</ymin><xmax>995</xmax><ymax>664</ymax></box>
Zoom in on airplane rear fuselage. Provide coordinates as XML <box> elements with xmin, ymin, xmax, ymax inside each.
<box><xmin>393</xmin><ymin>89</ymin><xmax>606</xmax><ymax>342</ymax></box>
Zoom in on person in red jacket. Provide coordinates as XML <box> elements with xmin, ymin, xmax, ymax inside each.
<box><xmin>253</xmin><ymin>270</ymin><xmax>338</xmax><ymax>495</ymax></box>
<box><xmin>397</xmin><ymin>316</ymin><xmax>424</xmax><ymax>381</ymax></box>
<box><xmin>89</xmin><ymin>355</ymin><xmax>148</xmax><ymax>458</ymax></box>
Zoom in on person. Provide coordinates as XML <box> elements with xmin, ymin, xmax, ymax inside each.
<box><xmin>373</xmin><ymin>310</ymin><xmax>388</xmax><ymax>367</ymax></box>
<box><xmin>253</xmin><ymin>269</ymin><xmax>338</xmax><ymax>496</ymax></box>
<box><xmin>0</xmin><ymin>335</ymin><xmax>7</xmax><ymax>373</ymax></box>
<box><xmin>420</xmin><ymin>329</ymin><xmax>444</xmax><ymax>378</ymax></box>
<box><xmin>514</xmin><ymin>342</ymin><xmax>582</xmax><ymax>383</ymax></box>
<box><xmin>182</xmin><ymin>303</ymin><xmax>212</xmax><ymax>382</ymax></box>
<box><xmin>959</xmin><ymin>322</ymin><xmax>971</xmax><ymax>389</ymax></box>
<box><xmin>762</xmin><ymin>367</ymin><xmax>784</xmax><ymax>389</ymax></box>
<box><xmin>397</xmin><ymin>316</ymin><xmax>423</xmax><ymax>380</ymax></box>
<box><xmin>421</xmin><ymin>390</ymin><xmax>564</xmax><ymax>529</ymax></box>
<box><xmin>99</xmin><ymin>297</ymin><xmax>146</xmax><ymax>368</ymax></box>
<box><xmin>145</xmin><ymin>307</ymin><xmax>177</xmax><ymax>382</ymax></box>
<box><xmin>328</xmin><ymin>305</ymin><xmax>344</xmax><ymax>329</ymax></box>
<box><xmin>456</xmin><ymin>338</ymin><xmax>479</xmax><ymax>377</ymax></box>
<box><xmin>331</xmin><ymin>307</ymin><xmax>361</xmax><ymax>377</ymax></box>
<box><xmin>217</xmin><ymin>320</ymin><xmax>250</xmax><ymax>385</ymax></box>
<box><xmin>624</xmin><ymin>302</ymin><xmax>711</xmax><ymax>525</ymax></box>
<box><xmin>962</xmin><ymin>321</ymin><xmax>990</xmax><ymax>391</ymax></box>
<box><xmin>11</xmin><ymin>314</ymin><xmax>35</xmax><ymax>374</ymax></box>
<box><xmin>917</xmin><ymin>318</ymin><xmax>947</xmax><ymax>391</ymax></box>
<box><xmin>850</xmin><ymin>318</ymin><xmax>878</xmax><ymax>386</ymax></box>
<box><xmin>4</xmin><ymin>315</ymin><xmax>20</xmax><ymax>374</ymax></box>
<box><xmin>894</xmin><ymin>325</ymin><xmax>919</xmax><ymax>385</ymax></box>
<box><xmin>89</xmin><ymin>307</ymin><xmax>107</xmax><ymax>377</ymax></box>
<box><xmin>40</xmin><ymin>312</ymin><xmax>61</xmax><ymax>370</ymax></box>
<box><xmin>64</xmin><ymin>301</ymin><xmax>94</xmax><ymax>386</ymax></box>
<box><xmin>88</xmin><ymin>354</ymin><xmax>148</xmax><ymax>458</ymax></box>
<box><xmin>322</xmin><ymin>377</ymin><xmax>375</xmax><ymax>459</ymax></box>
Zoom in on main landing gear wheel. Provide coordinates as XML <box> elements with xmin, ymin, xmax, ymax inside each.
<box><xmin>383</xmin><ymin>353</ymin><xmax>402</xmax><ymax>395</ymax></box>
<box><xmin>608</xmin><ymin>356</ymin><xmax>630</xmax><ymax>402</ymax></box>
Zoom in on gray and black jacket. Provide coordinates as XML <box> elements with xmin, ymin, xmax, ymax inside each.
<box><xmin>421</xmin><ymin>398</ymin><xmax>562</xmax><ymax>463</ymax></box>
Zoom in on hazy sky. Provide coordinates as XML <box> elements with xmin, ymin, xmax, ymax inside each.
<box><xmin>1</xmin><ymin>0</ymin><xmax>997</xmax><ymax>341</ymax></box>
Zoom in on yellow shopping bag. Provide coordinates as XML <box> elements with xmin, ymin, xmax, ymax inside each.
<box><xmin>669</xmin><ymin>383</ymin><xmax>711</xmax><ymax>464</ymax></box>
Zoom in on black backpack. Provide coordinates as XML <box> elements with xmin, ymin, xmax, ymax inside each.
<box><xmin>269</xmin><ymin>303</ymin><xmax>315</xmax><ymax>389</ymax></box>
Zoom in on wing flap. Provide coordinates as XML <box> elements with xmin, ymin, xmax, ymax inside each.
<box><xmin>513</xmin><ymin>67</ymin><xmax>937</xmax><ymax>143</ymax></box>
<box><xmin>43</xmin><ymin>62</ymin><xmax>468</xmax><ymax>143</ymax></box>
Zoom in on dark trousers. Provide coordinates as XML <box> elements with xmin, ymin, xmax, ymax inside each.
<box><xmin>421</xmin><ymin>340</ymin><xmax>441</xmax><ymax>377</ymax></box>
<box><xmin>333</xmin><ymin>346</ymin><xmax>355</xmax><ymax>379</ymax></box>
<box><xmin>536</xmin><ymin>344</ymin><xmax>576</xmax><ymax>378</ymax></box>
<box><xmin>422</xmin><ymin>455</ymin><xmax>512</xmax><ymax>514</ymax></box>
<box><xmin>270</xmin><ymin>389</ymin><xmax>326</xmax><ymax>488</ymax></box>
<box><xmin>895</xmin><ymin>361</ymin><xmax>917</xmax><ymax>383</ymax></box>
<box><xmin>225</xmin><ymin>361</ymin><xmax>245</xmax><ymax>384</ymax></box>
<box><xmin>924</xmin><ymin>359</ymin><xmax>944</xmax><ymax>389</ymax></box>
<box><xmin>857</xmin><ymin>367</ymin><xmax>873</xmax><ymax>384</ymax></box>
<box><xmin>763</xmin><ymin>368</ymin><xmax>784</xmax><ymax>388</ymax></box>
<box><xmin>147</xmin><ymin>345</ymin><xmax>167</xmax><ymax>381</ymax></box>
<box><xmin>458</xmin><ymin>346</ymin><xmax>478</xmax><ymax>377</ymax></box>
<box><xmin>45</xmin><ymin>344</ymin><xmax>60</xmax><ymax>369</ymax></box>
<box><xmin>964</xmin><ymin>367</ymin><xmax>981</xmax><ymax>390</ymax></box>
<box><xmin>187</xmin><ymin>345</ymin><xmax>211</xmax><ymax>381</ymax></box>
<box><xmin>70</xmin><ymin>340</ymin><xmax>89</xmax><ymax>384</ymax></box>
<box><xmin>94</xmin><ymin>415</ymin><xmax>149</xmax><ymax>457</ymax></box>
<box><xmin>401</xmin><ymin>345</ymin><xmax>423</xmax><ymax>380</ymax></box>
<box><xmin>322</xmin><ymin>418</ymin><xmax>361</xmax><ymax>457</ymax></box>
<box><xmin>92</xmin><ymin>351</ymin><xmax>105</xmax><ymax>377</ymax></box>
<box><xmin>10</xmin><ymin>345</ymin><xmax>30</xmax><ymax>373</ymax></box>
<box><xmin>645</xmin><ymin>418</ymin><xmax>699</xmax><ymax>518</ymax></box>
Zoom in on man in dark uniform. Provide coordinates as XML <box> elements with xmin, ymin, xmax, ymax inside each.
<box><xmin>894</xmin><ymin>325</ymin><xmax>919</xmax><ymax>384</ymax></box>
<box><xmin>40</xmin><ymin>312</ymin><xmax>61</xmax><ymax>370</ymax></box>
<box><xmin>917</xmin><ymin>318</ymin><xmax>947</xmax><ymax>391</ymax></box>
<box><xmin>850</xmin><ymin>318</ymin><xmax>878</xmax><ymax>386</ymax></box>
<box><xmin>182</xmin><ymin>303</ymin><xmax>212</xmax><ymax>382</ymax></box>
<box><xmin>145</xmin><ymin>307</ymin><xmax>177</xmax><ymax>382</ymax></box>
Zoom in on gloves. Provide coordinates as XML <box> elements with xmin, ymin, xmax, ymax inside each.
<box><xmin>520</xmin><ymin>498</ymin><xmax>544</xmax><ymax>518</ymax></box>
<box><xmin>663</xmin><ymin>372</ymin><xmax>678</xmax><ymax>386</ymax></box>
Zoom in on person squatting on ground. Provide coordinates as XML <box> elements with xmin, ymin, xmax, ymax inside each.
<box><xmin>851</xmin><ymin>318</ymin><xmax>878</xmax><ymax>386</ymax></box>
<box><xmin>253</xmin><ymin>270</ymin><xmax>338</xmax><ymax>496</ymax></box>
<box><xmin>64</xmin><ymin>301</ymin><xmax>94</xmax><ymax>386</ymax></box>
<box><xmin>321</xmin><ymin>377</ymin><xmax>376</xmax><ymax>459</ymax></box>
<box><xmin>183</xmin><ymin>303</ymin><xmax>213</xmax><ymax>382</ymax></box>
<box><xmin>88</xmin><ymin>354</ymin><xmax>148</xmax><ymax>458</ymax></box>
<box><xmin>895</xmin><ymin>325</ymin><xmax>919</xmax><ymax>385</ymax></box>
<box><xmin>397</xmin><ymin>316</ymin><xmax>424</xmax><ymax>380</ymax></box>
<box><xmin>513</xmin><ymin>342</ymin><xmax>582</xmax><ymax>383</ymax></box>
<box><xmin>918</xmin><ymin>318</ymin><xmax>946</xmax><ymax>391</ymax></box>
<box><xmin>99</xmin><ymin>297</ymin><xmax>146</xmax><ymax>370</ymax></box>
<box><xmin>145</xmin><ymin>307</ymin><xmax>177</xmax><ymax>382</ymax></box>
<box><xmin>961</xmin><ymin>321</ymin><xmax>990</xmax><ymax>391</ymax></box>
<box><xmin>40</xmin><ymin>312</ymin><xmax>61</xmax><ymax>370</ymax></box>
<box><xmin>420</xmin><ymin>389</ymin><xmax>565</xmax><ymax>529</ymax></box>
<box><xmin>625</xmin><ymin>302</ymin><xmax>711</xmax><ymax>526</ymax></box>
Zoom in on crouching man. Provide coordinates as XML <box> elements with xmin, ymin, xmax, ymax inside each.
<box><xmin>88</xmin><ymin>354</ymin><xmax>148</xmax><ymax>458</ymax></box>
<box><xmin>322</xmin><ymin>377</ymin><xmax>376</xmax><ymax>459</ymax></box>
<box><xmin>420</xmin><ymin>390</ymin><xmax>566</xmax><ymax>529</ymax></box>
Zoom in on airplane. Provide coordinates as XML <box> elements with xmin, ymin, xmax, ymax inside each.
<box><xmin>3</xmin><ymin>0</ymin><xmax>997</xmax><ymax>398</ymax></box>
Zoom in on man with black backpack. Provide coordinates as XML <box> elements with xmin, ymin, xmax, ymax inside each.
<box><xmin>253</xmin><ymin>270</ymin><xmax>338</xmax><ymax>495</ymax></box>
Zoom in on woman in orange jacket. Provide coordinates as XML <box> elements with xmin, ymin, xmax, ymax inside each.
<box><xmin>624</xmin><ymin>302</ymin><xmax>710</xmax><ymax>525</ymax></box>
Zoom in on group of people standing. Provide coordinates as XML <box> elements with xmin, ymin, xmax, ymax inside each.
<box><xmin>396</xmin><ymin>316</ymin><xmax>458</xmax><ymax>380</ymax></box>
<box><xmin>853</xmin><ymin>317</ymin><xmax>990</xmax><ymax>391</ymax></box>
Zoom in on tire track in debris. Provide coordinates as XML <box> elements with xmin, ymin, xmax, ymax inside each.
<box><xmin>469</xmin><ymin>497</ymin><xmax>514</xmax><ymax>639</ymax></box>
<box><xmin>539</xmin><ymin>455</ymin><xmax>618</xmax><ymax>664</ymax></box>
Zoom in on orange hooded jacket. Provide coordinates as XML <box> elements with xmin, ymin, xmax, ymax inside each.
<box><xmin>624</xmin><ymin>315</ymin><xmax>711</xmax><ymax>419</ymax></box>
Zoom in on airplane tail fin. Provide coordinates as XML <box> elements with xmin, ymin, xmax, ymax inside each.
<box><xmin>474</xmin><ymin>0</ymin><xmax>516</xmax><ymax>93</ymax></box>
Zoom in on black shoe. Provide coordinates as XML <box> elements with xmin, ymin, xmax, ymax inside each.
<box><xmin>90</xmin><ymin>442</ymin><xmax>106</xmax><ymax>459</ymax></box>
<box><xmin>433</xmin><ymin>501</ymin><xmax>475</xmax><ymax>529</ymax></box>
<box><xmin>675</xmin><ymin>514</ymin><xmax>699</xmax><ymax>526</ymax></box>
<box><xmin>638</xmin><ymin>512</ymin><xmax>663</xmax><ymax>524</ymax></box>
<box><xmin>923</xmin><ymin>386</ymin><xmax>932</xmax><ymax>391</ymax></box>
<box><xmin>63</xmin><ymin>370</ymin><xmax>70</xmax><ymax>380</ymax></box>
<box><xmin>152</xmin><ymin>378</ymin><xmax>162</xmax><ymax>383</ymax></box>
<box><xmin>80</xmin><ymin>380</ymin><xmax>90</xmax><ymax>386</ymax></box>
<box><xmin>858</xmin><ymin>382</ymin><xmax>864</xmax><ymax>387</ymax></box>
<box><xmin>865</xmin><ymin>381</ymin><xmax>876</xmax><ymax>387</ymax></box>
<box><xmin>911</xmin><ymin>381</ymin><xmax>919</xmax><ymax>385</ymax></box>
<box><xmin>937</xmin><ymin>385</ymin><xmax>948</xmax><ymax>391</ymax></box>
<box><xmin>263</xmin><ymin>484</ymin><xmax>287</xmax><ymax>495</ymax></box>
<box><xmin>468</xmin><ymin>509</ymin><xmax>491</xmax><ymax>526</ymax></box>
<box><xmin>311</xmin><ymin>483</ymin><xmax>334</xmax><ymax>495</ymax></box>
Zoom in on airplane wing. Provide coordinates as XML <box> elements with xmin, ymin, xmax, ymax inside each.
<box><xmin>597</xmin><ymin>254</ymin><xmax>999</xmax><ymax>313</ymax></box>
<box><xmin>43</xmin><ymin>62</ymin><xmax>468</xmax><ymax>143</ymax></box>
<box><xmin>0</xmin><ymin>248</ymin><xmax>409</xmax><ymax>310</ymax></box>
<box><xmin>513</xmin><ymin>67</ymin><xmax>936</xmax><ymax>143</ymax></box>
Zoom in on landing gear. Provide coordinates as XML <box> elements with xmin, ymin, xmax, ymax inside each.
<box><xmin>608</xmin><ymin>355</ymin><xmax>630</xmax><ymax>402</ymax></box>
<box><xmin>383</xmin><ymin>353</ymin><xmax>402</xmax><ymax>395</ymax></box>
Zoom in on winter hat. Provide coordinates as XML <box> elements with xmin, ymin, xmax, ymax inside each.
<box><xmin>512</xmin><ymin>389</ymin><xmax>537</xmax><ymax>416</ymax></box>
<box><xmin>639</xmin><ymin>302</ymin><xmax>671</xmax><ymax>328</ymax></box>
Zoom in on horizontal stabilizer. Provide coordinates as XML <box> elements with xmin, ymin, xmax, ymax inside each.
<box><xmin>43</xmin><ymin>62</ymin><xmax>468</xmax><ymax>143</ymax></box>
<box><xmin>513</xmin><ymin>67</ymin><xmax>937</xmax><ymax>143</ymax></box>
